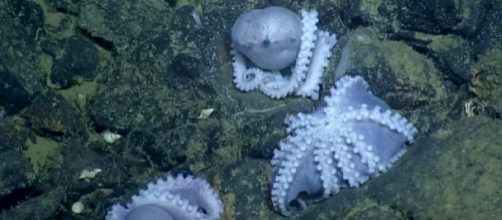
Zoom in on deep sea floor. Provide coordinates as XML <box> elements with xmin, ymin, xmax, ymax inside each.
<box><xmin>0</xmin><ymin>0</ymin><xmax>501</xmax><ymax>219</ymax></box>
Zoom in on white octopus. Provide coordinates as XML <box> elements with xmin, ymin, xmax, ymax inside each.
<box><xmin>231</xmin><ymin>6</ymin><xmax>337</xmax><ymax>100</ymax></box>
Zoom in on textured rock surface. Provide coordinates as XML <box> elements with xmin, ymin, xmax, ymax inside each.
<box><xmin>470</xmin><ymin>47</ymin><xmax>502</xmax><ymax>117</ymax></box>
<box><xmin>0</xmin><ymin>66</ymin><xmax>32</xmax><ymax>115</ymax></box>
<box><xmin>23</xmin><ymin>92</ymin><xmax>86</xmax><ymax>137</ymax></box>
<box><xmin>288</xmin><ymin>116</ymin><xmax>502</xmax><ymax>220</ymax></box>
<box><xmin>0</xmin><ymin>0</ymin><xmax>501</xmax><ymax>219</ymax></box>
<box><xmin>50</xmin><ymin>36</ymin><xmax>100</xmax><ymax>88</ymax></box>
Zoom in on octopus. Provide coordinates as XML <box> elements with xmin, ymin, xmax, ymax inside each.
<box><xmin>270</xmin><ymin>75</ymin><xmax>418</xmax><ymax>215</ymax></box>
<box><xmin>231</xmin><ymin>6</ymin><xmax>337</xmax><ymax>99</ymax></box>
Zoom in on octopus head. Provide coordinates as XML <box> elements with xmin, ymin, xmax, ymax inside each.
<box><xmin>231</xmin><ymin>6</ymin><xmax>302</xmax><ymax>70</ymax></box>
<box><xmin>124</xmin><ymin>204</ymin><xmax>174</xmax><ymax>220</ymax></box>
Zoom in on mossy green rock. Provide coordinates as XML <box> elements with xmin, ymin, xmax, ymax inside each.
<box><xmin>336</xmin><ymin>28</ymin><xmax>452</xmax><ymax>133</ymax></box>
<box><xmin>471</xmin><ymin>47</ymin><xmax>502</xmax><ymax>116</ymax></box>
<box><xmin>292</xmin><ymin>116</ymin><xmax>502</xmax><ymax>219</ymax></box>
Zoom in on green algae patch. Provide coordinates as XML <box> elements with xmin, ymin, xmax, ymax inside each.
<box><xmin>57</xmin><ymin>80</ymin><xmax>99</xmax><ymax>110</ymax></box>
<box><xmin>175</xmin><ymin>0</ymin><xmax>203</xmax><ymax>12</ymax></box>
<box><xmin>379</xmin><ymin>40</ymin><xmax>446</xmax><ymax>99</ymax></box>
<box><xmin>186</xmin><ymin>137</ymin><xmax>208</xmax><ymax>172</ymax></box>
<box><xmin>359</xmin><ymin>0</ymin><xmax>383</xmax><ymax>18</ymax></box>
<box><xmin>206</xmin><ymin>159</ymin><xmax>276</xmax><ymax>220</ymax></box>
<box><xmin>428</xmin><ymin>35</ymin><xmax>469</xmax><ymax>53</ymax></box>
<box><xmin>32</xmin><ymin>0</ymin><xmax>77</xmax><ymax>38</ymax></box>
<box><xmin>23</xmin><ymin>136</ymin><xmax>61</xmax><ymax>180</ymax></box>
<box><xmin>358</xmin><ymin>0</ymin><xmax>398</xmax><ymax>25</ymax></box>
<box><xmin>348</xmin><ymin>28</ymin><xmax>447</xmax><ymax>102</ymax></box>
<box><xmin>343</xmin><ymin>199</ymin><xmax>403</xmax><ymax>220</ymax></box>
<box><xmin>428</xmin><ymin>34</ymin><xmax>473</xmax><ymax>79</ymax></box>
<box><xmin>416</xmin><ymin>117</ymin><xmax>502</xmax><ymax>219</ymax></box>
<box><xmin>221</xmin><ymin>192</ymin><xmax>236</xmax><ymax>220</ymax></box>
<box><xmin>212</xmin><ymin>119</ymin><xmax>241</xmax><ymax>164</ymax></box>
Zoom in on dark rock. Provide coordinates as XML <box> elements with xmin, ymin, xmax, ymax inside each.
<box><xmin>120</xmin><ymin>126</ymin><xmax>188</xmax><ymax>171</ymax></box>
<box><xmin>85</xmin><ymin>4</ymin><xmax>217</xmax><ymax>131</ymax></box>
<box><xmin>341</xmin><ymin>201</ymin><xmax>404</xmax><ymax>220</ymax></box>
<box><xmin>0</xmin><ymin>66</ymin><xmax>31</xmax><ymax>115</ymax></box>
<box><xmin>295</xmin><ymin>116</ymin><xmax>502</xmax><ymax>219</ymax></box>
<box><xmin>206</xmin><ymin>159</ymin><xmax>276</xmax><ymax>220</ymax></box>
<box><xmin>78</xmin><ymin>0</ymin><xmax>174</xmax><ymax>55</ymax></box>
<box><xmin>427</xmin><ymin>35</ymin><xmax>474</xmax><ymax>83</ymax></box>
<box><xmin>33</xmin><ymin>139</ymin><xmax>128</xmax><ymax>219</ymax></box>
<box><xmin>371</xmin><ymin>116</ymin><xmax>502</xmax><ymax>219</ymax></box>
<box><xmin>0</xmin><ymin>150</ymin><xmax>32</xmax><ymax>197</ymax></box>
<box><xmin>87</xmin><ymin>81</ymin><xmax>201</xmax><ymax>131</ymax></box>
<box><xmin>1</xmin><ymin>188</ymin><xmax>64</xmax><ymax>219</ymax></box>
<box><xmin>239</xmin><ymin>107</ymin><xmax>310</xmax><ymax>160</ymax></box>
<box><xmin>23</xmin><ymin>92</ymin><xmax>86</xmax><ymax>138</ymax></box>
<box><xmin>471</xmin><ymin>0</ymin><xmax>502</xmax><ymax>56</ymax></box>
<box><xmin>0</xmin><ymin>119</ymin><xmax>33</xmax><ymax>210</ymax></box>
<box><xmin>129</xmin><ymin>30</ymin><xmax>174</xmax><ymax>73</ymax></box>
<box><xmin>114</xmin><ymin>119</ymin><xmax>225</xmax><ymax>172</ymax></box>
<box><xmin>48</xmin><ymin>0</ymin><xmax>81</xmax><ymax>15</ymax></box>
<box><xmin>345</xmin><ymin>0</ymin><xmax>377</xmax><ymax>27</ymax></box>
<box><xmin>0</xmin><ymin>119</ymin><xmax>30</xmax><ymax>152</ymax></box>
<box><xmin>395</xmin><ymin>0</ymin><xmax>461</xmax><ymax>34</ymax></box>
<box><xmin>470</xmin><ymin>47</ymin><xmax>502</xmax><ymax>117</ymax></box>
<box><xmin>7</xmin><ymin>0</ymin><xmax>44</xmax><ymax>38</ymax></box>
<box><xmin>48</xmin><ymin>139</ymin><xmax>127</xmax><ymax>193</ymax></box>
<box><xmin>87</xmin><ymin>59</ymin><xmax>214</xmax><ymax>131</ymax></box>
<box><xmin>169</xmin><ymin>53</ymin><xmax>202</xmax><ymax>80</ymax></box>
<box><xmin>450</xmin><ymin>0</ymin><xmax>490</xmax><ymax>37</ymax></box>
<box><xmin>50</xmin><ymin>36</ymin><xmax>100</xmax><ymax>88</ymax></box>
<box><xmin>317</xmin><ymin>1</ymin><xmax>347</xmax><ymax>34</ymax></box>
<box><xmin>0</xmin><ymin>0</ymin><xmax>46</xmax><ymax>99</ymax></box>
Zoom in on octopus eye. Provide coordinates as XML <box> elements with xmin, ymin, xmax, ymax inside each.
<box><xmin>262</xmin><ymin>39</ymin><xmax>271</xmax><ymax>47</ymax></box>
<box><xmin>197</xmin><ymin>207</ymin><xmax>208</xmax><ymax>214</ymax></box>
<box><xmin>244</xmin><ymin>73</ymin><xmax>256</xmax><ymax>81</ymax></box>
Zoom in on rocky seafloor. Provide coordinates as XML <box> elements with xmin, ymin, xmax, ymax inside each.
<box><xmin>0</xmin><ymin>0</ymin><xmax>501</xmax><ymax>219</ymax></box>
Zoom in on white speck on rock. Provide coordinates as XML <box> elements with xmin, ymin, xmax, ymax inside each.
<box><xmin>102</xmin><ymin>130</ymin><xmax>121</xmax><ymax>144</ymax></box>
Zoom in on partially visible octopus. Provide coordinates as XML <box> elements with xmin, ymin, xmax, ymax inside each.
<box><xmin>106</xmin><ymin>174</ymin><xmax>223</xmax><ymax>220</ymax></box>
